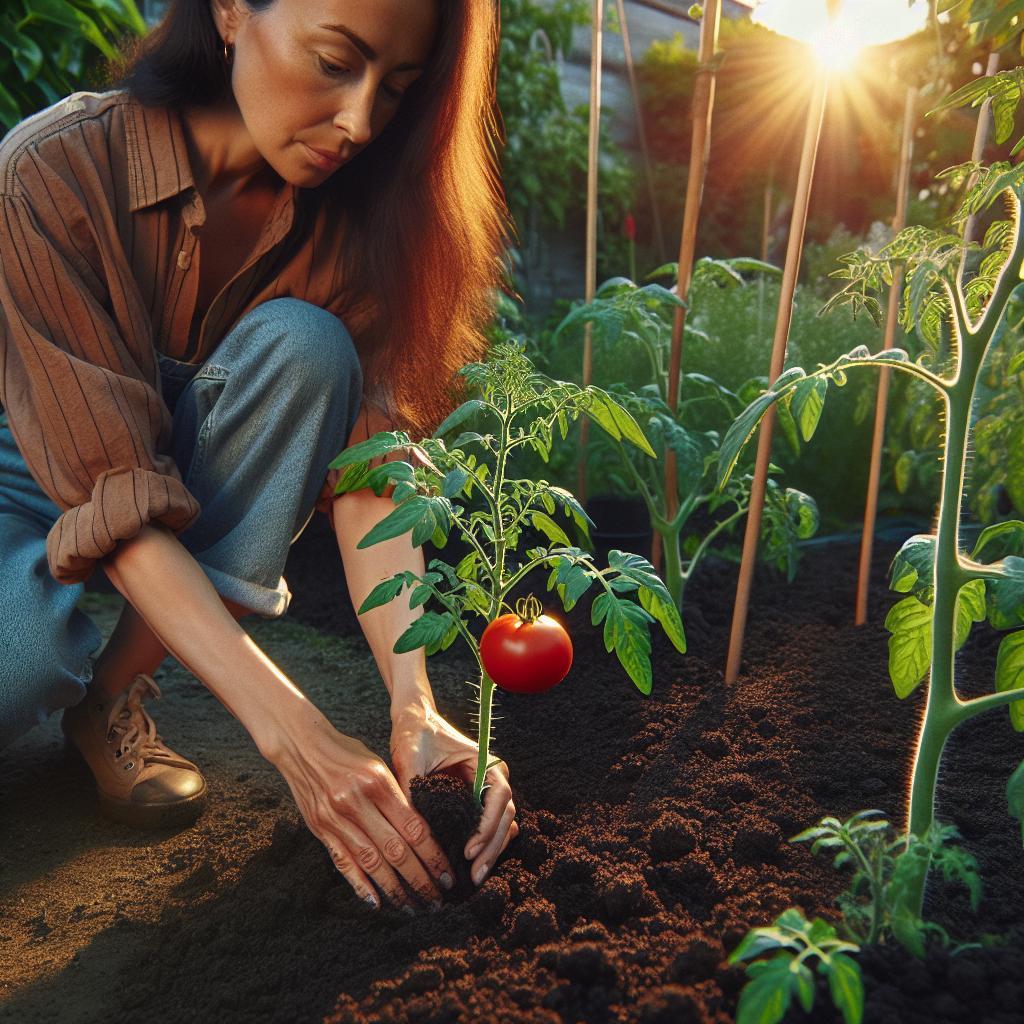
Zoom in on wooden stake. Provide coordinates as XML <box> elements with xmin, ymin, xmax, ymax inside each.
<box><xmin>724</xmin><ymin>70</ymin><xmax>829</xmax><ymax>685</ymax></box>
<box><xmin>963</xmin><ymin>52</ymin><xmax>1001</xmax><ymax>247</ymax></box>
<box><xmin>577</xmin><ymin>0</ymin><xmax>604</xmax><ymax>503</ymax></box>
<box><xmin>855</xmin><ymin>85</ymin><xmax>917</xmax><ymax>626</ymax></box>
<box><xmin>663</xmin><ymin>0</ymin><xmax>722</xmax><ymax>516</ymax></box>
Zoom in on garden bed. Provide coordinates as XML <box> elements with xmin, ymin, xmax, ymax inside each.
<box><xmin>1</xmin><ymin>515</ymin><xmax>1021</xmax><ymax>1023</ymax></box>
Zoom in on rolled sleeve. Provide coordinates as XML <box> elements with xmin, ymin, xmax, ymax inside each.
<box><xmin>0</xmin><ymin>185</ymin><xmax>200</xmax><ymax>584</ymax></box>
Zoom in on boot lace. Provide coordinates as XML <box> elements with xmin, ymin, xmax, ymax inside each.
<box><xmin>105</xmin><ymin>675</ymin><xmax>191</xmax><ymax>768</ymax></box>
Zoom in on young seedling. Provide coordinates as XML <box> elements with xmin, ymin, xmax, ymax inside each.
<box><xmin>718</xmin><ymin>165</ymin><xmax>1024</xmax><ymax>919</ymax></box>
<box><xmin>728</xmin><ymin>907</ymin><xmax>864</xmax><ymax>1024</ymax></box>
<box><xmin>730</xmin><ymin>810</ymin><xmax>982</xmax><ymax>1024</ymax></box>
<box><xmin>552</xmin><ymin>260</ymin><xmax>819</xmax><ymax>610</ymax></box>
<box><xmin>792</xmin><ymin>810</ymin><xmax>981</xmax><ymax>956</ymax></box>
<box><xmin>327</xmin><ymin>343</ymin><xmax>686</xmax><ymax>805</ymax></box>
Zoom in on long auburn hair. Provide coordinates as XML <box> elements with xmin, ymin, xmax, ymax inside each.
<box><xmin>106</xmin><ymin>0</ymin><xmax>509</xmax><ymax>435</ymax></box>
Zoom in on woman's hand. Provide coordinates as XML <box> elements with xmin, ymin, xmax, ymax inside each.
<box><xmin>389</xmin><ymin>703</ymin><xmax>519</xmax><ymax>887</ymax></box>
<box><xmin>269</xmin><ymin>709</ymin><xmax>456</xmax><ymax>913</ymax></box>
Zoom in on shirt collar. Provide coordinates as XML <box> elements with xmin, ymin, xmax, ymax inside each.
<box><xmin>123</xmin><ymin>91</ymin><xmax>196</xmax><ymax>212</ymax></box>
<box><xmin>122</xmin><ymin>90</ymin><xmax>302</xmax><ymax>244</ymax></box>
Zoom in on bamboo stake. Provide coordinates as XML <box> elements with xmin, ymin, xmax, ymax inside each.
<box><xmin>663</xmin><ymin>0</ymin><xmax>722</xmax><ymax>516</ymax></box>
<box><xmin>724</xmin><ymin>70</ymin><xmax>829</xmax><ymax>685</ymax></box>
<box><xmin>616</xmin><ymin>0</ymin><xmax>668</xmax><ymax>263</ymax></box>
<box><xmin>855</xmin><ymin>85</ymin><xmax>917</xmax><ymax>626</ymax></box>
<box><xmin>962</xmin><ymin>52</ymin><xmax>1000</xmax><ymax>247</ymax></box>
<box><xmin>578</xmin><ymin>0</ymin><xmax>604</xmax><ymax>503</ymax></box>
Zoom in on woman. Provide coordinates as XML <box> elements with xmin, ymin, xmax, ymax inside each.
<box><xmin>0</xmin><ymin>0</ymin><xmax>518</xmax><ymax>914</ymax></box>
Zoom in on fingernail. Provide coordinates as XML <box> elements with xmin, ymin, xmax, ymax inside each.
<box><xmin>363</xmin><ymin>893</ymin><xmax>378</xmax><ymax>909</ymax></box>
<box><xmin>472</xmin><ymin>861</ymin><xmax>490</xmax><ymax>886</ymax></box>
<box><xmin>401</xmin><ymin>904</ymin><xmax>416</xmax><ymax>917</ymax></box>
<box><xmin>439</xmin><ymin>871</ymin><xmax>454</xmax><ymax>891</ymax></box>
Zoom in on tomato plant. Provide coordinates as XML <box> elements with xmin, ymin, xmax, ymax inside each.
<box><xmin>719</xmin><ymin>161</ymin><xmax>1024</xmax><ymax>929</ymax></box>
<box><xmin>551</xmin><ymin>259</ymin><xmax>820</xmax><ymax>609</ymax></box>
<box><xmin>479</xmin><ymin>595</ymin><xmax>573</xmax><ymax>693</ymax></box>
<box><xmin>329</xmin><ymin>343</ymin><xmax>685</xmax><ymax>804</ymax></box>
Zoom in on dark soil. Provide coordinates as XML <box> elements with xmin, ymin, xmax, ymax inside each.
<box><xmin>4</xmin><ymin>510</ymin><xmax>1023</xmax><ymax>1023</ymax></box>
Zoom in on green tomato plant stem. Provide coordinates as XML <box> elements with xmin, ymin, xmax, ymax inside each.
<box><xmin>900</xmin><ymin>211</ymin><xmax>1024</xmax><ymax>917</ymax></box>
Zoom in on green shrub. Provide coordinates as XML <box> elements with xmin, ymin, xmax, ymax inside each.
<box><xmin>0</xmin><ymin>0</ymin><xmax>146</xmax><ymax>131</ymax></box>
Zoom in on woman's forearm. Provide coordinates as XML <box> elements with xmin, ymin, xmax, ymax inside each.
<box><xmin>100</xmin><ymin>523</ymin><xmax>323</xmax><ymax>763</ymax></box>
<box><xmin>331</xmin><ymin>489</ymin><xmax>438</xmax><ymax>722</ymax></box>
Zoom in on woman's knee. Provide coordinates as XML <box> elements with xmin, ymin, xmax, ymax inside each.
<box><xmin>241</xmin><ymin>298</ymin><xmax>363</xmax><ymax>405</ymax></box>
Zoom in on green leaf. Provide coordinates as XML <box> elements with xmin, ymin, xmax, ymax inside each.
<box><xmin>435</xmin><ymin>399</ymin><xmax>486</xmax><ymax>437</ymax></box>
<box><xmin>357</xmin><ymin>573</ymin><xmax>410</xmax><ymax>614</ymax></box>
<box><xmin>585</xmin><ymin>388</ymin><xmax>657</xmax><ymax>458</ymax></box>
<box><xmin>894</xmin><ymin>451</ymin><xmax>915</xmax><ymax>494</ymax></box>
<box><xmin>718</xmin><ymin>368</ymin><xmax>808</xmax><ymax>488</ymax></box>
<box><xmin>441</xmin><ymin>467</ymin><xmax>470</xmax><ymax>499</ymax></box>
<box><xmin>393</xmin><ymin>611</ymin><xmax>456</xmax><ymax>655</ymax></box>
<box><xmin>889</xmin><ymin>534</ymin><xmax>935</xmax><ymax>594</ymax></box>
<box><xmin>793</xmin><ymin>962</ymin><xmax>815</xmax><ymax>1014</ymax></box>
<box><xmin>548</xmin><ymin>486</ymin><xmax>595</xmax><ymax>540</ymax></box>
<box><xmin>638</xmin><ymin>584</ymin><xmax>686</xmax><ymax>654</ymax></box>
<box><xmin>986</xmin><ymin>555</ymin><xmax>1024</xmax><ymax>630</ymax></box>
<box><xmin>1007</xmin><ymin>760</ymin><xmax>1024</xmax><ymax>846</ymax></box>
<box><xmin>531</xmin><ymin>511</ymin><xmax>574</xmax><ymax>547</ymax></box>
<box><xmin>735</xmin><ymin>954</ymin><xmax>794</xmax><ymax>1024</ymax></box>
<box><xmin>408</xmin><ymin>584</ymin><xmax>434</xmax><ymax>610</ymax></box>
<box><xmin>955</xmin><ymin>578</ymin><xmax>987</xmax><ymax>650</ymax></box>
<box><xmin>885</xmin><ymin>596</ymin><xmax>932</xmax><ymax>698</ymax></box>
<box><xmin>995</xmin><ymin>631</ymin><xmax>1024</xmax><ymax>731</ymax></box>
<box><xmin>729</xmin><ymin>928</ymin><xmax>792</xmax><ymax>964</ymax></box>
<box><xmin>357</xmin><ymin>496</ymin><xmax>430</xmax><ymax>549</ymax></box>
<box><xmin>971</xmin><ymin>520</ymin><xmax>1024</xmax><ymax>562</ymax></box>
<box><xmin>328</xmin><ymin>431</ymin><xmax>411</xmax><ymax>469</ymax></box>
<box><xmin>827</xmin><ymin>954</ymin><xmax>864</xmax><ymax>1024</ymax></box>
<box><xmin>791</xmin><ymin>376</ymin><xmax>828</xmax><ymax>442</ymax></box>
<box><xmin>600</xmin><ymin>596</ymin><xmax>655</xmax><ymax>694</ymax></box>
<box><xmin>890</xmin><ymin>903</ymin><xmax>926</xmax><ymax>958</ymax></box>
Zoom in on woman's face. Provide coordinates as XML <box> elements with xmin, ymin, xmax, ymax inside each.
<box><xmin>216</xmin><ymin>0</ymin><xmax>439</xmax><ymax>185</ymax></box>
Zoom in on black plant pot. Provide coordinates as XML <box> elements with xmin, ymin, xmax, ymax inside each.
<box><xmin>585</xmin><ymin>495</ymin><xmax>654</xmax><ymax>568</ymax></box>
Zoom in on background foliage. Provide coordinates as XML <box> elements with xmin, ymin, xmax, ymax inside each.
<box><xmin>0</xmin><ymin>0</ymin><xmax>145</xmax><ymax>132</ymax></box>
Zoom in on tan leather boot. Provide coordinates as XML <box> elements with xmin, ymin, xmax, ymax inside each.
<box><xmin>62</xmin><ymin>673</ymin><xmax>207</xmax><ymax>828</ymax></box>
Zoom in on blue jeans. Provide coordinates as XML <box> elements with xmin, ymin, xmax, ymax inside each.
<box><xmin>0</xmin><ymin>298</ymin><xmax>362</xmax><ymax>750</ymax></box>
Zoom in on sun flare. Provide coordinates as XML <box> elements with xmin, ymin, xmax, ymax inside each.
<box><xmin>751</xmin><ymin>0</ymin><xmax>930</xmax><ymax>52</ymax></box>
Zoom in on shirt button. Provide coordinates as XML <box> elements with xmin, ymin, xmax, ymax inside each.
<box><xmin>177</xmin><ymin>249</ymin><xmax>191</xmax><ymax>271</ymax></box>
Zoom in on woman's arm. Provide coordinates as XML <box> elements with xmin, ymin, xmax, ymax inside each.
<box><xmin>327</xmin><ymin>402</ymin><xmax>519</xmax><ymax>883</ymax></box>
<box><xmin>331</xmin><ymin>487</ymin><xmax>436</xmax><ymax>722</ymax></box>
<box><xmin>101</xmin><ymin>523</ymin><xmax>454</xmax><ymax>910</ymax></box>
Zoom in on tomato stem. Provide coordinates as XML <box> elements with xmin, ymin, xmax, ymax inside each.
<box><xmin>472</xmin><ymin>669</ymin><xmax>496</xmax><ymax>807</ymax></box>
<box><xmin>514</xmin><ymin>594</ymin><xmax>542</xmax><ymax>623</ymax></box>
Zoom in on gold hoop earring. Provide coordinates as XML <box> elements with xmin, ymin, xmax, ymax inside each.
<box><xmin>222</xmin><ymin>40</ymin><xmax>233</xmax><ymax>65</ymax></box>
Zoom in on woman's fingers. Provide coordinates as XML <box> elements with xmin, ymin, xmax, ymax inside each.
<box><xmin>322</xmin><ymin>839</ymin><xmax>380</xmax><ymax>910</ymax></box>
<box><xmin>470</xmin><ymin>797</ymin><xmax>517</xmax><ymax>885</ymax></box>
<box><xmin>327</xmin><ymin>813</ymin><xmax>416</xmax><ymax>912</ymax></box>
<box><xmin>464</xmin><ymin>762</ymin><xmax>517</xmax><ymax>885</ymax></box>
<box><xmin>374</xmin><ymin>774</ymin><xmax>456</xmax><ymax>896</ymax></box>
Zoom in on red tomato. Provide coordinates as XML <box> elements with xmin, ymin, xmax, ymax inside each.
<box><xmin>480</xmin><ymin>605</ymin><xmax>573</xmax><ymax>694</ymax></box>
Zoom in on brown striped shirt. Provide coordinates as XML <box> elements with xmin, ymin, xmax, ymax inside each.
<box><xmin>0</xmin><ymin>88</ymin><xmax>372</xmax><ymax>586</ymax></box>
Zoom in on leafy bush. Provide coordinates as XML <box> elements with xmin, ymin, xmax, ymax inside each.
<box><xmin>498</xmin><ymin>0</ymin><xmax>635</xmax><ymax>284</ymax></box>
<box><xmin>0</xmin><ymin>0</ymin><xmax>145</xmax><ymax>131</ymax></box>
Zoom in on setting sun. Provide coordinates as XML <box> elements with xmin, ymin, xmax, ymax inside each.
<box><xmin>751</xmin><ymin>0</ymin><xmax>930</xmax><ymax>51</ymax></box>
